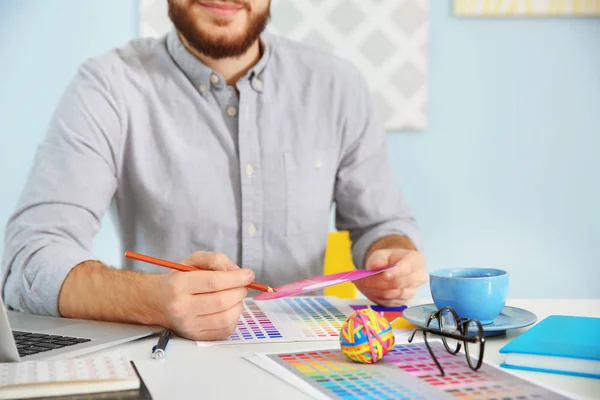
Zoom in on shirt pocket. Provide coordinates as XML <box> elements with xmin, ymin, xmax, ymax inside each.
<box><xmin>283</xmin><ymin>149</ymin><xmax>337</xmax><ymax>236</ymax></box>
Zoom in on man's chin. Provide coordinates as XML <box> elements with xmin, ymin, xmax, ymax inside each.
<box><xmin>202</xmin><ymin>24</ymin><xmax>245</xmax><ymax>37</ymax></box>
<box><xmin>199</xmin><ymin>30</ymin><xmax>248</xmax><ymax>47</ymax></box>
<box><xmin>170</xmin><ymin>0</ymin><xmax>270</xmax><ymax>59</ymax></box>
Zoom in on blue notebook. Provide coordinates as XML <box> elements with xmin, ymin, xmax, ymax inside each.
<box><xmin>499</xmin><ymin>315</ymin><xmax>600</xmax><ymax>379</ymax></box>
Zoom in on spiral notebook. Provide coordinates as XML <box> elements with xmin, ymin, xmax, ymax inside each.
<box><xmin>0</xmin><ymin>356</ymin><xmax>150</xmax><ymax>399</ymax></box>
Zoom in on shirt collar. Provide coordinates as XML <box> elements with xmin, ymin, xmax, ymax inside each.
<box><xmin>166</xmin><ymin>28</ymin><xmax>273</xmax><ymax>95</ymax></box>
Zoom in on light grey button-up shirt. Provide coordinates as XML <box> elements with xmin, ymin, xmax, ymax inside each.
<box><xmin>2</xmin><ymin>30</ymin><xmax>421</xmax><ymax>316</ymax></box>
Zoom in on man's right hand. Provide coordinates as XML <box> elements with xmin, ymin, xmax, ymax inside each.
<box><xmin>155</xmin><ymin>252</ymin><xmax>254</xmax><ymax>341</ymax></box>
<box><xmin>58</xmin><ymin>252</ymin><xmax>253</xmax><ymax>342</ymax></box>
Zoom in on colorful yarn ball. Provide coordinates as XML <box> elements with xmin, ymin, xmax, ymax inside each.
<box><xmin>339</xmin><ymin>309</ymin><xmax>395</xmax><ymax>364</ymax></box>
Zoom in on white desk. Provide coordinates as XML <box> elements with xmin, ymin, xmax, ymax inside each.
<box><xmin>94</xmin><ymin>299</ymin><xmax>600</xmax><ymax>400</ymax></box>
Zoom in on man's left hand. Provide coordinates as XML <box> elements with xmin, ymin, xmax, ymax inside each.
<box><xmin>354</xmin><ymin>249</ymin><xmax>428</xmax><ymax>307</ymax></box>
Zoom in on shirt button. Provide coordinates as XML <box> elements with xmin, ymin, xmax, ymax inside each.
<box><xmin>227</xmin><ymin>106</ymin><xmax>238</xmax><ymax>117</ymax></box>
<box><xmin>248</xmin><ymin>224</ymin><xmax>257</xmax><ymax>236</ymax></box>
<box><xmin>210</xmin><ymin>74</ymin><xmax>220</xmax><ymax>84</ymax></box>
<box><xmin>316</xmin><ymin>159</ymin><xmax>323</xmax><ymax>169</ymax></box>
<box><xmin>245</xmin><ymin>164</ymin><xmax>254</xmax><ymax>177</ymax></box>
<box><xmin>253</xmin><ymin>78</ymin><xmax>263</xmax><ymax>90</ymax></box>
<box><xmin>198</xmin><ymin>83</ymin><xmax>208</xmax><ymax>93</ymax></box>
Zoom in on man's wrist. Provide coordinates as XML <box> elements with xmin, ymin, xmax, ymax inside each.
<box><xmin>140</xmin><ymin>273</ymin><xmax>166</xmax><ymax>327</ymax></box>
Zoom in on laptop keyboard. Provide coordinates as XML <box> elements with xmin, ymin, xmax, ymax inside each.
<box><xmin>12</xmin><ymin>330</ymin><xmax>92</xmax><ymax>357</ymax></box>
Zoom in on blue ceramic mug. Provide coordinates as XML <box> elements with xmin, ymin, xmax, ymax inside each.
<box><xmin>429</xmin><ymin>268</ymin><xmax>509</xmax><ymax>324</ymax></box>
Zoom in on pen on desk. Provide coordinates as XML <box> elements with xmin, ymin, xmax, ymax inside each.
<box><xmin>151</xmin><ymin>329</ymin><xmax>172</xmax><ymax>359</ymax></box>
<box><xmin>124</xmin><ymin>251</ymin><xmax>275</xmax><ymax>293</ymax></box>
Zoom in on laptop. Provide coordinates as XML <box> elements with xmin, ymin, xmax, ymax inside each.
<box><xmin>0</xmin><ymin>296</ymin><xmax>159</xmax><ymax>362</ymax></box>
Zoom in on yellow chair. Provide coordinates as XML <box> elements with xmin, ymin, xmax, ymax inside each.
<box><xmin>323</xmin><ymin>230</ymin><xmax>358</xmax><ymax>299</ymax></box>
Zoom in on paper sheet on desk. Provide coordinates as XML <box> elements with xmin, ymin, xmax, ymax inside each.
<box><xmin>245</xmin><ymin>354</ymin><xmax>330</xmax><ymax>400</ymax></box>
<box><xmin>196</xmin><ymin>296</ymin><xmax>412</xmax><ymax>347</ymax></box>
<box><xmin>245</xmin><ymin>345</ymin><xmax>446</xmax><ymax>400</ymax></box>
<box><xmin>246</xmin><ymin>343</ymin><xmax>571</xmax><ymax>400</ymax></box>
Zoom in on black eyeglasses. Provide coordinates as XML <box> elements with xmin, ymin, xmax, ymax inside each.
<box><xmin>407</xmin><ymin>306</ymin><xmax>486</xmax><ymax>376</ymax></box>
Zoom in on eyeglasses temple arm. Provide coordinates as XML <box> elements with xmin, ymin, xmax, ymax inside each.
<box><xmin>407</xmin><ymin>329</ymin><xmax>419</xmax><ymax>343</ymax></box>
<box><xmin>423</xmin><ymin>332</ymin><xmax>446</xmax><ymax>377</ymax></box>
<box><xmin>416</xmin><ymin>326</ymin><xmax>481</xmax><ymax>343</ymax></box>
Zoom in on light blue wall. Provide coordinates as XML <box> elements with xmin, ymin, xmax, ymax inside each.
<box><xmin>1</xmin><ymin>1</ymin><xmax>598</xmax><ymax>298</ymax></box>
<box><xmin>396</xmin><ymin>5</ymin><xmax>600</xmax><ymax>298</ymax></box>
<box><xmin>0</xmin><ymin>0</ymin><xmax>138</xmax><ymax>268</ymax></box>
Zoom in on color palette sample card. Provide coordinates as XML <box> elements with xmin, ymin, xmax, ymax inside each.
<box><xmin>276</xmin><ymin>297</ymin><xmax>350</xmax><ymax>339</ymax></box>
<box><xmin>229</xmin><ymin>299</ymin><xmax>283</xmax><ymax>341</ymax></box>
<box><xmin>254</xmin><ymin>266</ymin><xmax>395</xmax><ymax>300</ymax></box>
<box><xmin>248</xmin><ymin>342</ymin><xmax>569</xmax><ymax>400</ymax></box>
<box><xmin>197</xmin><ymin>297</ymin><xmax>356</xmax><ymax>346</ymax></box>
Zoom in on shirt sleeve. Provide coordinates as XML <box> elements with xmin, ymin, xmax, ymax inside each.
<box><xmin>1</xmin><ymin>59</ymin><xmax>121</xmax><ymax>316</ymax></box>
<box><xmin>334</xmin><ymin>70</ymin><xmax>422</xmax><ymax>270</ymax></box>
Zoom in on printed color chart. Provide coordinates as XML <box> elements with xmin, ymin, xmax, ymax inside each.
<box><xmin>229</xmin><ymin>300</ymin><xmax>283</xmax><ymax>342</ymax></box>
<box><xmin>276</xmin><ymin>297</ymin><xmax>348</xmax><ymax>338</ymax></box>
<box><xmin>255</xmin><ymin>342</ymin><xmax>568</xmax><ymax>400</ymax></box>
<box><xmin>266</xmin><ymin>350</ymin><xmax>441</xmax><ymax>400</ymax></box>
<box><xmin>197</xmin><ymin>297</ymin><xmax>355</xmax><ymax>346</ymax></box>
<box><xmin>383</xmin><ymin>343</ymin><xmax>567</xmax><ymax>399</ymax></box>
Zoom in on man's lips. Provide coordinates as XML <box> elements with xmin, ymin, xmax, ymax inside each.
<box><xmin>198</xmin><ymin>1</ymin><xmax>246</xmax><ymax>17</ymax></box>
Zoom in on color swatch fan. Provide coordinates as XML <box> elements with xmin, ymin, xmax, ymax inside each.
<box><xmin>254</xmin><ymin>266</ymin><xmax>395</xmax><ymax>300</ymax></box>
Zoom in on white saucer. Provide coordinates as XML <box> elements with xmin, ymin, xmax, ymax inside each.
<box><xmin>403</xmin><ymin>304</ymin><xmax>537</xmax><ymax>337</ymax></box>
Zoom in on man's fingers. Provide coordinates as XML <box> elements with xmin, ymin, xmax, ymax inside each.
<box><xmin>369</xmin><ymin>250</ymin><xmax>424</xmax><ymax>275</ymax></box>
<box><xmin>175</xmin><ymin>301</ymin><xmax>244</xmax><ymax>340</ymax></box>
<box><xmin>194</xmin><ymin>301</ymin><xmax>243</xmax><ymax>332</ymax></box>
<box><xmin>181</xmin><ymin>252</ymin><xmax>239</xmax><ymax>271</ymax></box>
<box><xmin>367</xmin><ymin>287</ymin><xmax>418</xmax><ymax>307</ymax></box>
<box><xmin>189</xmin><ymin>287</ymin><xmax>248</xmax><ymax>314</ymax></box>
<box><xmin>184</xmin><ymin>268</ymin><xmax>254</xmax><ymax>293</ymax></box>
<box><xmin>369</xmin><ymin>288</ymin><xmax>404</xmax><ymax>300</ymax></box>
<box><xmin>390</xmin><ymin>251</ymin><xmax>425</xmax><ymax>276</ymax></box>
<box><xmin>398</xmin><ymin>287</ymin><xmax>418</xmax><ymax>300</ymax></box>
<box><xmin>367</xmin><ymin>255</ymin><xmax>391</xmax><ymax>271</ymax></box>
<box><xmin>357</xmin><ymin>265</ymin><xmax>409</xmax><ymax>289</ymax></box>
<box><xmin>369</xmin><ymin>296</ymin><xmax>408</xmax><ymax>308</ymax></box>
<box><xmin>358</xmin><ymin>275</ymin><xmax>403</xmax><ymax>291</ymax></box>
<box><xmin>357</xmin><ymin>270</ymin><xmax>429</xmax><ymax>291</ymax></box>
<box><xmin>192</xmin><ymin>327</ymin><xmax>239</xmax><ymax>341</ymax></box>
<box><xmin>358</xmin><ymin>249</ymin><xmax>426</xmax><ymax>305</ymax></box>
<box><xmin>366</xmin><ymin>249</ymin><xmax>413</xmax><ymax>271</ymax></box>
<box><xmin>412</xmin><ymin>270</ymin><xmax>429</xmax><ymax>287</ymax></box>
<box><xmin>359</xmin><ymin>268</ymin><xmax>425</xmax><ymax>290</ymax></box>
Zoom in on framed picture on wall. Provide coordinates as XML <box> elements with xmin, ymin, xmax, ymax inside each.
<box><xmin>454</xmin><ymin>0</ymin><xmax>600</xmax><ymax>16</ymax></box>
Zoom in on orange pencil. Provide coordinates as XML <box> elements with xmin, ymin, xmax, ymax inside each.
<box><xmin>125</xmin><ymin>251</ymin><xmax>274</xmax><ymax>293</ymax></box>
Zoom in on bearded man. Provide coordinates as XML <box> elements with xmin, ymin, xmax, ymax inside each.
<box><xmin>2</xmin><ymin>0</ymin><xmax>426</xmax><ymax>340</ymax></box>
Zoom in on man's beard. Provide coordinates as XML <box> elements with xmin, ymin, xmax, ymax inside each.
<box><xmin>168</xmin><ymin>0</ymin><xmax>270</xmax><ymax>59</ymax></box>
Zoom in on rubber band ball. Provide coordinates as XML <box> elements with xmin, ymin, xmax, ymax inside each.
<box><xmin>339</xmin><ymin>308</ymin><xmax>395</xmax><ymax>364</ymax></box>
